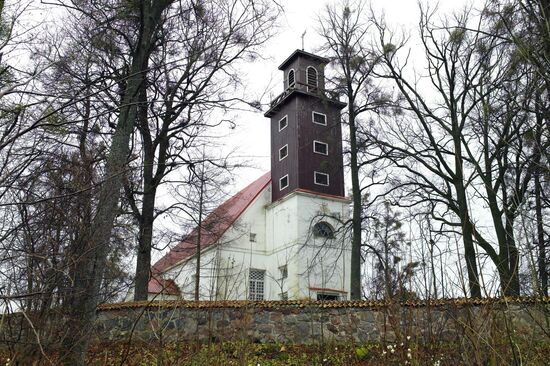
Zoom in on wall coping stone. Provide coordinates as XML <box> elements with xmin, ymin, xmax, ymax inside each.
<box><xmin>98</xmin><ymin>297</ymin><xmax>550</xmax><ymax>312</ymax></box>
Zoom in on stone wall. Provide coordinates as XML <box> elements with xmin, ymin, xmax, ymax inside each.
<box><xmin>93</xmin><ymin>299</ymin><xmax>550</xmax><ymax>344</ymax></box>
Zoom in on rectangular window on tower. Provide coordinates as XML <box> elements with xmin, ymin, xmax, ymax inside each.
<box><xmin>313</xmin><ymin>140</ymin><xmax>328</xmax><ymax>155</ymax></box>
<box><xmin>279</xmin><ymin>144</ymin><xmax>288</xmax><ymax>160</ymax></box>
<box><xmin>312</xmin><ymin>111</ymin><xmax>327</xmax><ymax>126</ymax></box>
<box><xmin>248</xmin><ymin>269</ymin><xmax>265</xmax><ymax>300</ymax></box>
<box><xmin>279</xmin><ymin>115</ymin><xmax>288</xmax><ymax>131</ymax></box>
<box><xmin>314</xmin><ymin>171</ymin><xmax>329</xmax><ymax>186</ymax></box>
<box><xmin>279</xmin><ymin>174</ymin><xmax>289</xmax><ymax>190</ymax></box>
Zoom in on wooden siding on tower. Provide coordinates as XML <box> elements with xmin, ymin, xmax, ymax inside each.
<box><xmin>271</xmin><ymin>98</ymin><xmax>299</xmax><ymax>202</ymax></box>
<box><xmin>270</xmin><ymin>94</ymin><xmax>345</xmax><ymax>202</ymax></box>
<box><xmin>296</xmin><ymin>94</ymin><xmax>345</xmax><ymax>197</ymax></box>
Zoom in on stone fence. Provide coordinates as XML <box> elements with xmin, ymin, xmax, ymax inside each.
<box><xmin>92</xmin><ymin>298</ymin><xmax>550</xmax><ymax>344</ymax></box>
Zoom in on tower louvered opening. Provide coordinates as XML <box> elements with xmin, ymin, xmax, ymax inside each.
<box><xmin>307</xmin><ymin>66</ymin><xmax>318</xmax><ymax>92</ymax></box>
<box><xmin>288</xmin><ymin>69</ymin><xmax>295</xmax><ymax>88</ymax></box>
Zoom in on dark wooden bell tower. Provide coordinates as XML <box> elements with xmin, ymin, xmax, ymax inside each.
<box><xmin>265</xmin><ymin>50</ymin><xmax>347</xmax><ymax>203</ymax></box>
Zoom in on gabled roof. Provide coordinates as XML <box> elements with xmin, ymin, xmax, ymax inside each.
<box><xmin>148</xmin><ymin>276</ymin><xmax>181</xmax><ymax>296</ymax></box>
<box><xmin>152</xmin><ymin>172</ymin><xmax>271</xmax><ymax>274</ymax></box>
<box><xmin>278</xmin><ymin>49</ymin><xmax>330</xmax><ymax>70</ymax></box>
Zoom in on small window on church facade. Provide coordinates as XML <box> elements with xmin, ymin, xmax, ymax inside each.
<box><xmin>288</xmin><ymin>69</ymin><xmax>295</xmax><ymax>88</ymax></box>
<box><xmin>317</xmin><ymin>292</ymin><xmax>339</xmax><ymax>301</ymax></box>
<box><xmin>313</xmin><ymin>140</ymin><xmax>328</xmax><ymax>155</ymax></box>
<box><xmin>279</xmin><ymin>115</ymin><xmax>288</xmax><ymax>131</ymax></box>
<box><xmin>306</xmin><ymin>66</ymin><xmax>318</xmax><ymax>92</ymax></box>
<box><xmin>279</xmin><ymin>144</ymin><xmax>288</xmax><ymax>161</ymax></box>
<box><xmin>312</xmin><ymin>111</ymin><xmax>327</xmax><ymax>126</ymax></box>
<box><xmin>279</xmin><ymin>265</ymin><xmax>288</xmax><ymax>279</ymax></box>
<box><xmin>313</xmin><ymin>221</ymin><xmax>335</xmax><ymax>238</ymax></box>
<box><xmin>314</xmin><ymin>171</ymin><xmax>329</xmax><ymax>186</ymax></box>
<box><xmin>249</xmin><ymin>269</ymin><xmax>265</xmax><ymax>300</ymax></box>
<box><xmin>279</xmin><ymin>174</ymin><xmax>289</xmax><ymax>190</ymax></box>
<box><xmin>249</xmin><ymin>233</ymin><xmax>257</xmax><ymax>242</ymax></box>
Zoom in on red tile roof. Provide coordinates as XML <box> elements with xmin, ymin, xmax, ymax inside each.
<box><xmin>148</xmin><ymin>276</ymin><xmax>181</xmax><ymax>296</ymax></box>
<box><xmin>152</xmin><ymin>172</ymin><xmax>271</xmax><ymax>274</ymax></box>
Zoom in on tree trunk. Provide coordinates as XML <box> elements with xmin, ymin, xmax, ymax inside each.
<box><xmin>194</xmin><ymin>173</ymin><xmax>204</xmax><ymax>301</ymax></box>
<box><xmin>60</xmin><ymin>3</ymin><xmax>169</xmax><ymax>364</ymax></box>
<box><xmin>134</xmin><ymin>185</ymin><xmax>156</xmax><ymax>301</ymax></box>
<box><xmin>503</xmin><ymin>216</ymin><xmax>520</xmax><ymax>296</ymax></box>
<box><xmin>134</xmin><ymin>81</ymin><xmax>156</xmax><ymax>301</ymax></box>
<box><xmin>535</xmin><ymin>171</ymin><xmax>548</xmax><ymax>296</ymax></box>
<box><xmin>461</xmin><ymin>216</ymin><xmax>481</xmax><ymax>298</ymax></box>
<box><xmin>454</xmin><ymin>143</ymin><xmax>481</xmax><ymax>298</ymax></box>
<box><xmin>453</xmin><ymin>119</ymin><xmax>481</xmax><ymax>297</ymax></box>
<box><xmin>348</xmin><ymin>103</ymin><xmax>363</xmax><ymax>300</ymax></box>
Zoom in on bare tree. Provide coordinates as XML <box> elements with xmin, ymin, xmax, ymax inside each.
<box><xmin>38</xmin><ymin>1</ymin><xmax>174</xmax><ymax>364</ymax></box>
<box><xmin>482</xmin><ymin>0</ymin><xmax>550</xmax><ymax>296</ymax></box>
<box><xmin>318</xmin><ymin>0</ymin><xmax>391</xmax><ymax>299</ymax></box>
<box><xmin>126</xmin><ymin>0</ymin><xmax>279</xmax><ymax>301</ymax></box>
<box><xmin>365</xmin><ymin>201</ymin><xmax>418</xmax><ymax>300</ymax></box>
<box><xmin>368</xmin><ymin>4</ymin><xmax>550</xmax><ymax>297</ymax></box>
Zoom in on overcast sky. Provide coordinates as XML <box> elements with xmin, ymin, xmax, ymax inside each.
<box><xmin>219</xmin><ymin>0</ymin><xmax>480</xmax><ymax>193</ymax></box>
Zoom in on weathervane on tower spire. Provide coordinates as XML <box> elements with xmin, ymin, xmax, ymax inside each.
<box><xmin>301</xmin><ymin>30</ymin><xmax>307</xmax><ymax>51</ymax></box>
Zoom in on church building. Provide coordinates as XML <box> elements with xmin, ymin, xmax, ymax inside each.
<box><xmin>148</xmin><ymin>50</ymin><xmax>351</xmax><ymax>301</ymax></box>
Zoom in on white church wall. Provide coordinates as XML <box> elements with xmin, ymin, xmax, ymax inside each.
<box><xmin>221</xmin><ymin>184</ymin><xmax>270</xmax><ymax>253</ymax></box>
<box><xmin>159</xmin><ymin>184</ymin><xmax>270</xmax><ymax>300</ymax></box>
<box><xmin>266</xmin><ymin>192</ymin><xmax>300</xmax><ymax>299</ymax></box>
<box><xmin>289</xmin><ymin>192</ymin><xmax>351</xmax><ymax>300</ymax></box>
<box><xmin>214</xmin><ymin>185</ymin><xmax>271</xmax><ymax>299</ymax></box>
<box><xmin>156</xmin><ymin>184</ymin><xmax>351</xmax><ymax>302</ymax></box>
<box><xmin>164</xmin><ymin>249</ymin><xmax>218</xmax><ymax>300</ymax></box>
<box><xmin>263</xmin><ymin>190</ymin><xmax>351</xmax><ymax>300</ymax></box>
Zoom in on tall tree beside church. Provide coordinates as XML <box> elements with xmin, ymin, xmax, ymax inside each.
<box><xmin>483</xmin><ymin>0</ymin><xmax>550</xmax><ymax>296</ymax></box>
<box><xmin>318</xmin><ymin>1</ymin><xmax>388</xmax><ymax>299</ymax></box>
<box><xmin>51</xmin><ymin>1</ymin><xmax>173</xmax><ymax>364</ymax></box>
<box><xmin>369</xmin><ymin>4</ymin><xmax>550</xmax><ymax>297</ymax></box>
<box><xmin>127</xmin><ymin>0</ymin><xmax>279</xmax><ymax>301</ymax></box>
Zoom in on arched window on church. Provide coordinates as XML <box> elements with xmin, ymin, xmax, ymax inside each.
<box><xmin>288</xmin><ymin>69</ymin><xmax>295</xmax><ymax>88</ymax></box>
<box><xmin>306</xmin><ymin>66</ymin><xmax>318</xmax><ymax>92</ymax></box>
<box><xmin>313</xmin><ymin>221</ymin><xmax>334</xmax><ymax>239</ymax></box>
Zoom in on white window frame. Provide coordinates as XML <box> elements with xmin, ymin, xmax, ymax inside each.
<box><xmin>278</xmin><ymin>115</ymin><xmax>288</xmax><ymax>131</ymax></box>
<box><xmin>288</xmin><ymin>68</ymin><xmax>295</xmax><ymax>88</ymax></box>
<box><xmin>314</xmin><ymin>171</ymin><xmax>330</xmax><ymax>186</ymax></box>
<box><xmin>279</xmin><ymin>144</ymin><xmax>288</xmax><ymax>161</ymax></box>
<box><xmin>312</xmin><ymin>111</ymin><xmax>327</xmax><ymax>126</ymax></box>
<box><xmin>248</xmin><ymin>269</ymin><xmax>265</xmax><ymax>301</ymax></box>
<box><xmin>313</xmin><ymin>140</ymin><xmax>328</xmax><ymax>155</ymax></box>
<box><xmin>279</xmin><ymin>174</ymin><xmax>289</xmax><ymax>190</ymax></box>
